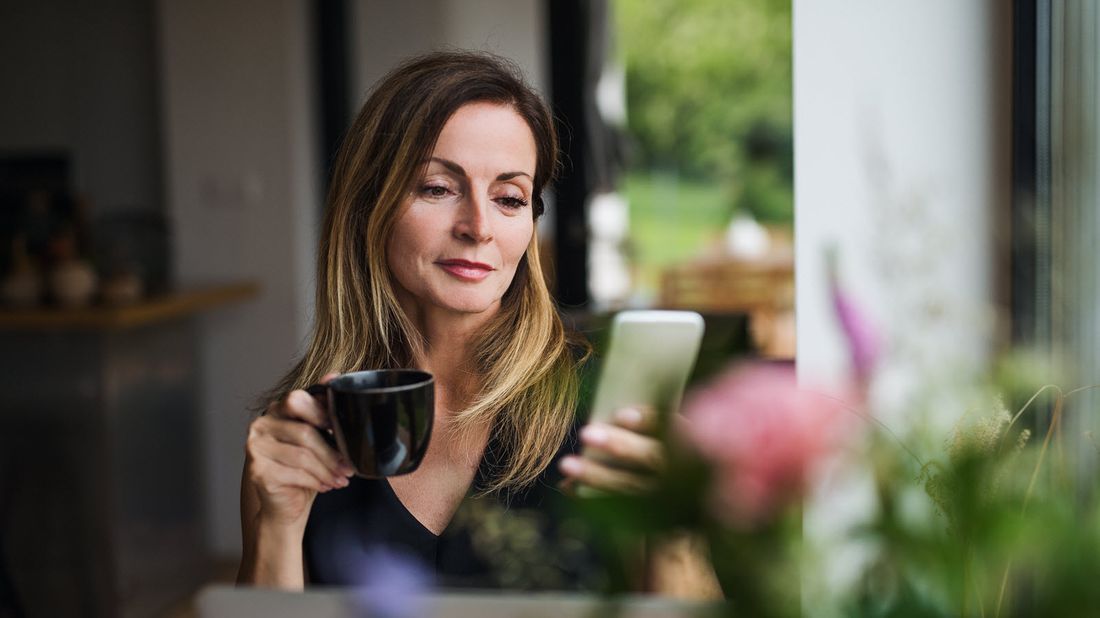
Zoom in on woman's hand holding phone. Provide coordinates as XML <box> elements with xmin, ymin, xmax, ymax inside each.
<box><xmin>559</xmin><ymin>311</ymin><xmax>703</xmax><ymax>495</ymax></box>
<box><xmin>559</xmin><ymin>406</ymin><xmax>666</xmax><ymax>493</ymax></box>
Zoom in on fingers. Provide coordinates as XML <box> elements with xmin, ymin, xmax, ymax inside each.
<box><xmin>248</xmin><ymin>455</ymin><xmax>331</xmax><ymax>495</ymax></box>
<box><xmin>610</xmin><ymin>405</ymin><xmax>658</xmax><ymax>435</ymax></box>
<box><xmin>580</xmin><ymin>422</ymin><xmax>665</xmax><ymax>472</ymax></box>
<box><xmin>270</xmin><ymin>389</ymin><xmax>330</xmax><ymax>430</ymax></box>
<box><xmin>253</xmin><ymin>439</ymin><xmax>350</xmax><ymax>490</ymax></box>
<box><xmin>251</xmin><ymin>416</ymin><xmax>353</xmax><ymax>477</ymax></box>
<box><xmin>564</xmin><ymin>406</ymin><xmax>666</xmax><ymax>495</ymax></box>
<box><xmin>558</xmin><ymin>455</ymin><xmax>655</xmax><ymax>494</ymax></box>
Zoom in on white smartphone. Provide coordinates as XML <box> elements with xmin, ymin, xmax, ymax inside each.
<box><xmin>587</xmin><ymin>310</ymin><xmax>706</xmax><ymax>426</ymax></box>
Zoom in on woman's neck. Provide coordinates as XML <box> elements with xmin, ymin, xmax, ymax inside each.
<box><xmin>399</xmin><ymin>297</ymin><xmax>500</xmax><ymax>412</ymax></box>
<box><xmin>418</xmin><ymin>344</ymin><xmax>477</xmax><ymax>410</ymax></box>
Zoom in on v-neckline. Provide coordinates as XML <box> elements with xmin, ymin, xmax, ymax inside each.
<box><xmin>379</xmin><ymin>476</ymin><xmax>441</xmax><ymax>538</ymax></box>
<box><xmin>379</xmin><ymin>430</ymin><xmax>502</xmax><ymax>539</ymax></box>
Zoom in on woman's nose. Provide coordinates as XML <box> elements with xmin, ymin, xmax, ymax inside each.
<box><xmin>453</xmin><ymin>194</ymin><xmax>493</xmax><ymax>243</ymax></box>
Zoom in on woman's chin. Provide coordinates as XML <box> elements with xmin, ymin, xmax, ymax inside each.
<box><xmin>433</xmin><ymin>295</ymin><xmax>501</xmax><ymax>316</ymax></box>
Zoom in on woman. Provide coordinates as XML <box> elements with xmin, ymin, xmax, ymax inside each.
<box><xmin>236</xmin><ymin>51</ymin><xmax>665</xmax><ymax>589</ymax></box>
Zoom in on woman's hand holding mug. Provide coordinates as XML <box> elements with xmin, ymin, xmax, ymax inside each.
<box><xmin>244</xmin><ymin>373</ymin><xmax>356</xmax><ymax>531</ymax></box>
<box><xmin>239</xmin><ymin>369</ymin><xmax>434</xmax><ymax>587</ymax></box>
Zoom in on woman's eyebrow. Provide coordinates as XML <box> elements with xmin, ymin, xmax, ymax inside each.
<box><xmin>496</xmin><ymin>171</ymin><xmax>532</xmax><ymax>181</ymax></box>
<box><xmin>429</xmin><ymin>157</ymin><xmax>532</xmax><ymax>182</ymax></box>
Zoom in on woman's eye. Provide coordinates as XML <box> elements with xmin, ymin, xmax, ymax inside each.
<box><xmin>420</xmin><ymin>184</ymin><xmax>452</xmax><ymax>199</ymax></box>
<box><xmin>496</xmin><ymin>196</ymin><xmax>529</xmax><ymax>209</ymax></box>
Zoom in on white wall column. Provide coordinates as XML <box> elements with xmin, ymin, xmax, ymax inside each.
<box><xmin>794</xmin><ymin>0</ymin><xmax>1012</xmax><ymax>606</ymax></box>
<box><xmin>157</xmin><ymin>0</ymin><xmax>319</xmax><ymax>558</ymax></box>
<box><xmin>795</xmin><ymin>0</ymin><xmax>1011</xmax><ymax>407</ymax></box>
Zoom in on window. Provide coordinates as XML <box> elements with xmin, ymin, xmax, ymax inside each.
<box><xmin>1013</xmin><ymin>0</ymin><xmax>1100</xmax><ymax>469</ymax></box>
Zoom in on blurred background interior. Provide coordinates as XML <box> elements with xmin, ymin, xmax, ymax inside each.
<box><xmin>1</xmin><ymin>0</ymin><xmax>1098</xmax><ymax>616</ymax></box>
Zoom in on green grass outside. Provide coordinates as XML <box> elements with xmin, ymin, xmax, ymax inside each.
<box><xmin>623</xmin><ymin>172</ymin><xmax>732</xmax><ymax>294</ymax></box>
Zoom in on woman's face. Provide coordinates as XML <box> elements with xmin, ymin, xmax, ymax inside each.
<box><xmin>387</xmin><ymin>102</ymin><xmax>537</xmax><ymax>317</ymax></box>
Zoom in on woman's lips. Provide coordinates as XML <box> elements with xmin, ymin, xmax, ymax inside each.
<box><xmin>436</xmin><ymin>259</ymin><xmax>494</xmax><ymax>282</ymax></box>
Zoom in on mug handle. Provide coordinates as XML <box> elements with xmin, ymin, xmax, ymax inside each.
<box><xmin>305</xmin><ymin>383</ymin><xmax>340</xmax><ymax>450</ymax></box>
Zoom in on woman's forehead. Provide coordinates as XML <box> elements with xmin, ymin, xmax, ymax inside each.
<box><xmin>428</xmin><ymin>102</ymin><xmax>537</xmax><ymax>178</ymax></box>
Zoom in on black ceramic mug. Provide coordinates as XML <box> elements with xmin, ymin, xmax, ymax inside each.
<box><xmin>306</xmin><ymin>369</ymin><xmax>434</xmax><ymax>478</ymax></box>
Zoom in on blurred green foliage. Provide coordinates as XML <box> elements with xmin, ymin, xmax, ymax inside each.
<box><xmin>615</xmin><ymin>0</ymin><xmax>793</xmax><ymax>224</ymax></box>
<box><xmin>623</xmin><ymin>172</ymin><xmax>729</xmax><ymax>291</ymax></box>
<box><xmin>852</xmin><ymin>395</ymin><xmax>1100</xmax><ymax>618</ymax></box>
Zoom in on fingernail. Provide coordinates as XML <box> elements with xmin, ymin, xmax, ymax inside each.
<box><xmin>559</xmin><ymin>456</ymin><xmax>583</xmax><ymax>476</ymax></box>
<box><xmin>616</xmin><ymin>408</ymin><xmax>643</xmax><ymax>425</ymax></box>
<box><xmin>581</xmin><ymin>424</ymin><xmax>608</xmax><ymax>446</ymax></box>
<box><xmin>340</xmin><ymin>464</ymin><xmax>356</xmax><ymax>477</ymax></box>
<box><xmin>335</xmin><ymin>477</ymin><xmax>349</xmax><ymax>488</ymax></box>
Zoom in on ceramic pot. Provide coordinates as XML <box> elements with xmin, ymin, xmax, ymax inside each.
<box><xmin>50</xmin><ymin>260</ymin><xmax>98</xmax><ymax>307</ymax></box>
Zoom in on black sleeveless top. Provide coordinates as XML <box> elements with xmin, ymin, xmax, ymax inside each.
<box><xmin>303</xmin><ymin>423</ymin><xmax>602</xmax><ymax>590</ymax></box>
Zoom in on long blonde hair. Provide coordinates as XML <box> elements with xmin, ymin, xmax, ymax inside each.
<box><xmin>260</xmin><ymin>51</ymin><xmax>589</xmax><ymax>494</ymax></box>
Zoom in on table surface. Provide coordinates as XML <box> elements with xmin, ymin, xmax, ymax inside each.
<box><xmin>197</xmin><ymin>585</ymin><xmax>713</xmax><ymax>618</ymax></box>
<box><xmin>0</xmin><ymin>281</ymin><xmax>259</xmax><ymax>330</ymax></box>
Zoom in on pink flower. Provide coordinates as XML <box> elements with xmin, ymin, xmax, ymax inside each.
<box><xmin>826</xmin><ymin>248</ymin><xmax>882</xmax><ymax>386</ymax></box>
<box><xmin>831</xmin><ymin>284</ymin><xmax>881</xmax><ymax>385</ymax></box>
<box><xmin>678</xmin><ymin>362</ymin><xmax>855</xmax><ymax>526</ymax></box>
